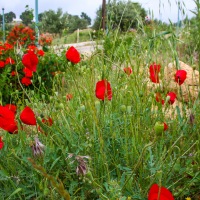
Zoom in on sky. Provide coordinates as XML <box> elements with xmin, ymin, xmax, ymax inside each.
<box><xmin>0</xmin><ymin>0</ymin><xmax>197</xmax><ymax>24</ymax></box>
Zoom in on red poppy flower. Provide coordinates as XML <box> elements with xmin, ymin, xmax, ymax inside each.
<box><xmin>4</xmin><ymin>43</ymin><xmax>13</xmax><ymax>50</ymax></box>
<box><xmin>66</xmin><ymin>94</ymin><xmax>73</xmax><ymax>101</ymax></box>
<box><xmin>23</xmin><ymin>67</ymin><xmax>33</xmax><ymax>78</ymax></box>
<box><xmin>0</xmin><ymin>61</ymin><xmax>5</xmax><ymax>68</ymax></box>
<box><xmin>124</xmin><ymin>67</ymin><xmax>132</xmax><ymax>76</ymax></box>
<box><xmin>5</xmin><ymin>57</ymin><xmax>15</xmax><ymax>65</ymax></box>
<box><xmin>66</xmin><ymin>46</ymin><xmax>81</xmax><ymax>64</ymax></box>
<box><xmin>37</xmin><ymin>49</ymin><xmax>45</xmax><ymax>56</ymax></box>
<box><xmin>28</xmin><ymin>45</ymin><xmax>37</xmax><ymax>53</ymax></box>
<box><xmin>167</xmin><ymin>92</ymin><xmax>176</xmax><ymax>105</ymax></box>
<box><xmin>164</xmin><ymin>122</ymin><xmax>168</xmax><ymax>131</ymax></box>
<box><xmin>0</xmin><ymin>106</ymin><xmax>18</xmax><ymax>133</ymax></box>
<box><xmin>155</xmin><ymin>93</ymin><xmax>165</xmax><ymax>105</ymax></box>
<box><xmin>174</xmin><ymin>70</ymin><xmax>187</xmax><ymax>85</ymax></box>
<box><xmin>148</xmin><ymin>184</ymin><xmax>174</xmax><ymax>200</ymax></box>
<box><xmin>21</xmin><ymin>77</ymin><xmax>32</xmax><ymax>86</ymax></box>
<box><xmin>38</xmin><ymin>117</ymin><xmax>53</xmax><ymax>133</ymax></box>
<box><xmin>11</xmin><ymin>71</ymin><xmax>17</xmax><ymax>76</ymax></box>
<box><xmin>20</xmin><ymin>106</ymin><xmax>36</xmax><ymax>125</ymax></box>
<box><xmin>5</xmin><ymin>104</ymin><xmax>17</xmax><ymax>114</ymax></box>
<box><xmin>95</xmin><ymin>80</ymin><xmax>112</xmax><ymax>101</ymax></box>
<box><xmin>22</xmin><ymin>52</ymin><xmax>38</xmax><ymax>72</ymax></box>
<box><xmin>0</xmin><ymin>137</ymin><xmax>4</xmax><ymax>150</ymax></box>
<box><xmin>149</xmin><ymin>63</ymin><xmax>161</xmax><ymax>83</ymax></box>
<box><xmin>42</xmin><ymin>117</ymin><xmax>53</xmax><ymax>126</ymax></box>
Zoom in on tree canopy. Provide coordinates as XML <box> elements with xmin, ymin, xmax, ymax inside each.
<box><xmin>5</xmin><ymin>12</ymin><xmax>16</xmax><ymax>23</ymax></box>
<box><xmin>20</xmin><ymin>6</ymin><xmax>34</xmax><ymax>25</ymax></box>
<box><xmin>93</xmin><ymin>0</ymin><xmax>146</xmax><ymax>31</ymax></box>
<box><xmin>0</xmin><ymin>12</ymin><xmax>16</xmax><ymax>24</ymax></box>
<box><xmin>67</xmin><ymin>14</ymin><xmax>88</xmax><ymax>33</ymax></box>
<box><xmin>40</xmin><ymin>8</ymin><xmax>68</xmax><ymax>36</ymax></box>
<box><xmin>81</xmin><ymin>12</ymin><xmax>91</xmax><ymax>26</ymax></box>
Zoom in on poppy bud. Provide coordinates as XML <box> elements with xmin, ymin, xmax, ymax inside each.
<box><xmin>154</xmin><ymin>122</ymin><xmax>168</xmax><ymax>134</ymax></box>
<box><xmin>120</xmin><ymin>105</ymin><xmax>126</xmax><ymax>112</ymax></box>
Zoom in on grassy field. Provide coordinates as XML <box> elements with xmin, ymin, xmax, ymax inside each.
<box><xmin>52</xmin><ymin>29</ymin><xmax>93</xmax><ymax>45</ymax></box>
<box><xmin>0</xmin><ymin>6</ymin><xmax>200</xmax><ymax>200</ymax></box>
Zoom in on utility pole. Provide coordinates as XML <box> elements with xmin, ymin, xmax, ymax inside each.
<box><xmin>2</xmin><ymin>8</ymin><xmax>5</xmax><ymax>43</ymax></box>
<box><xmin>102</xmin><ymin>0</ymin><xmax>106</xmax><ymax>30</ymax></box>
<box><xmin>35</xmin><ymin>0</ymin><xmax>39</xmax><ymax>46</ymax></box>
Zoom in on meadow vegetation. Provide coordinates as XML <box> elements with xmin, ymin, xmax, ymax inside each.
<box><xmin>0</xmin><ymin>1</ymin><xmax>200</xmax><ymax>200</ymax></box>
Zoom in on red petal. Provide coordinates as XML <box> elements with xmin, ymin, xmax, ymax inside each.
<box><xmin>20</xmin><ymin>106</ymin><xmax>36</xmax><ymax>125</ymax></box>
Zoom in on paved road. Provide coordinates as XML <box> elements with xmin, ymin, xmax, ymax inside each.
<box><xmin>53</xmin><ymin>41</ymin><xmax>103</xmax><ymax>56</ymax></box>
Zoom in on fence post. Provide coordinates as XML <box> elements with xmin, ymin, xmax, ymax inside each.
<box><xmin>77</xmin><ymin>28</ymin><xmax>79</xmax><ymax>43</ymax></box>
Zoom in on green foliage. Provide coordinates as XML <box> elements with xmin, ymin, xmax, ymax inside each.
<box><xmin>67</xmin><ymin>14</ymin><xmax>88</xmax><ymax>33</ymax></box>
<box><xmin>0</xmin><ymin>1</ymin><xmax>200</xmax><ymax>199</ymax></box>
<box><xmin>5</xmin><ymin>12</ymin><xmax>16</xmax><ymax>23</ymax></box>
<box><xmin>40</xmin><ymin>8</ymin><xmax>68</xmax><ymax>36</ymax></box>
<box><xmin>93</xmin><ymin>0</ymin><xmax>146</xmax><ymax>31</ymax></box>
<box><xmin>81</xmin><ymin>12</ymin><xmax>91</xmax><ymax>26</ymax></box>
<box><xmin>20</xmin><ymin>6</ymin><xmax>34</xmax><ymax>26</ymax></box>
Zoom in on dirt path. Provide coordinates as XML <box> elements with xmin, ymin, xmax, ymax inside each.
<box><xmin>53</xmin><ymin>41</ymin><xmax>103</xmax><ymax>56</ymax></box>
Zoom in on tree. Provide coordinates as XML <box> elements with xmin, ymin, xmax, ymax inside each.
<box><xmin>68</xmin><ymin>15</ymin><xmax>88</xmax><ymax>33</ymax></box>
<box><xmin>20</xmin><ymin>6</ymin><xmax>34</xmax><ymax>25</ymax></box>
<box><xmin>40</xmin><ymin>8</ymin><xmax>68</xmax><ymax>36</ymax></box>
<box><xmin>5</xmin><ymin>12</ymin><xmax>16</xmax><ymax>23</ymax></box>
<box><xmin>93</xmin><ymin>0</ymin><xmax>146</xmax><ymax>31</ymax></box>
<box><xmin>80</xmin><ymin>12</ymin><xmax>91</xmax><ymax>26</ymax></box>
<box><xmin>38</xmin><ymin>13</ymin><xmax>44</xmax><ymax>22</ymax></box>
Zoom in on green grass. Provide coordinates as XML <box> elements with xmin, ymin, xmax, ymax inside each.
<box><xmin>52</xmin><ymin>29</ymin><xmax>93</xmax><ymax>45</ymax></box>
<box><xmin>0</xmin><ymin>6</ymin><xmax>200</xmax><ymax>200</ymax></box>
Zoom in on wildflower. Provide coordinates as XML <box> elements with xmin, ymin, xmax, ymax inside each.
<box><xmin>20</xmin><ymin>106</ymin><xmax>36</xmax><ymax>125</ymax></box>
<box><xmin>175</xmin><ymin>70</ymin><xmax>187</xmax><ymax>85</ymax></box>
<box><xmin>149</xmin><ymin>63</ymin><xmax>161</xmax><ymax>83</ymax></box>
<box><xmin>164</xmin><ymin>122</ymin><xmax>168</xmax><ymax>131</ymax></box>
<box><xmin>66</xmin><ymin>46</ymin><xmax>81</xmax><ymax>64</ymax></box>
<box><xmin>22</xmin><ymin>51</ymin><xmax>38</xmax><ymax>72</ymax></box>
<box><xmin>67</xmin><ymin>153</ymin><xmax>90</xmax><ymax>176</ymax></box>
<box><xmin>155</xmin><ymin>93</ymin><xmax>165</xmax><ymax>105</ymax></box>
<box><xmin>21</xmin><ymin>77</ymin><xmax>32</xmax><ymax>86</ymax></box>
<box><xmin>23</xmin><ymin>67</ymin><xmax>33</xmax><ymax>78</ymax></box>
<box><xmin>66</xmin><ymin>94</ymin><xmax>73</xmax><ymax>101</ymax></box>
<box><xmin>5</xmin><ymin>104</ymin><xmax>17</xmax><ymax>114</ymax></box>
<box><xmin>5</xmin><ymin>57</ymin><xmax>15</xmax><ymax>65</ymax></box>
<box><xmin>0</xmin><ymin>61</ymin><xmax>5</xmax><ymax>68</ymax></box>
<box><xmin>0</xmin><ymin>105</ymin><xmax>18</xmax><ymax>133</ymax></box>
<box><xmin>148</xmin><ymin>184</ymin><xmax>174</xmax><ymax>200</ymax></box>
<box><xmin>38</xmin><ymin>117</ymin><xmax>53</xmax><ymax>133</ymax></box>
<box><xmin>4</xmin><ymin>43</ymin><xmax>13</xmax><ymax>50</ymax></box>
<box><xmin>154</xmin><ymin>122</ymin><xmax>168</xmax><ymax>134</ymax></box>
<box><xmin>31</xmin><ymin>137</ymin><xmax>45</xmax><ymax>156</ymax></box>
<box><xmin>124</xmin><ymin>67</ymin><xmax>132</xmax><ymax>76</ymax></box>
<box><xmin>37</xmin><ymin>49</ymin><xmax>45</xmax><ymax>56</ymax></box>
<box><xmin>27</xmin><ymin>45</ymin><xmax>38</xmax><ymax>53</ymax></box>
<box><xmin>11</xmin><ymin>71</ymin><xmax>17</xmax><ymax>76</ymax></box>
<box><xmin>95</xmin><ymin>80</ymin><xmax>112</xmax><ymax>101</ymax></box>
<box><xmin>0</xmin><ymin>137</ymin><xmax>4</xmax><ymax>150</ymax></box>
<box><xmin>185</xmin><ymin>197</ymin><xmax>191</xmax><ymax>200</ymax></box>
<box><xmin>167</xmin><ymin>92</ymin><xmax>176</xmax><ymax>105</ymax></box>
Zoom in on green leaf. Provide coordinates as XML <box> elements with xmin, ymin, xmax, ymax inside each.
<box><xmin>6</xmin><ymin>188</ymin><xmax>22</xmax><ymax>199</ymax></box>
